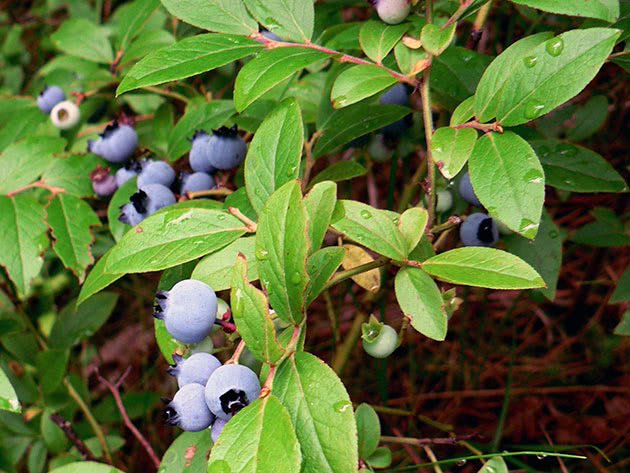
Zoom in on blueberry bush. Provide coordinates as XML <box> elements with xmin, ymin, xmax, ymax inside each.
<box><xmin>1</xmin><ymin>1</ymin><xmax>629</xmax><ymax>472</ymax></box>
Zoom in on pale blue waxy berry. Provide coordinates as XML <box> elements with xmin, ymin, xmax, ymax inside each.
<box><xmin>37</xmin><ymin>85</ymin><xmax>65</xmax><ymax>113</ymax></box>
<box><xmin>118</xmin><ymin>184</ymin><xmax>175</xmax><ymax>225</ymax></box>
<box><xmin>459</xmin><ymin>212</ymin><xmax>499</xmax><ymax>247</ymax></box>
<box><xmin>458</xmin><ymin>171</ymin><xmax>483</xmax><ymax>208</ymax></box>
<box><xmin>188</xmin><ymin>130</ymin><xmax>215</xmax><ymax>174</ymax></box>
<box><xmin>167</xmin><ymin>352</ymin><xmax>221</xmax><ymax>388</ymax></box>
<box><xmin>211</xmin><ymin>418</ymin><xmax>228</xmax><ymax>442</ymax></box>
<box><xmin>88</xmin><ymin>121</ymin><xmax>138</xmax><ymax>163</ymax></box>
<box><xmin>115</xmin><ymin>159</ymin><xmax>147</xmax><ymax>187</ymax></box>
<box><xmin>369</xmin><ymin>0</ymin><xmax>411</xmax><ymax>24</ymax></box>
<box><xmin>153</xmin><ymin>279</ymin><xmax>217</xmax><ymax>344</ymax></box>
<box><xmin>204</xmin><ymin>364</ymin><xmax>260</xmax><ymax>420</ymax></box>
<box><xmin>207</xmin><ymin>125</ymin><xmax>247</xmax><ymax>170</ymax></box>
<box><xmin>163</xmin><ymin>383</ymin><xmax>215</xmax><ymax>432</ymax></box>
<box><xmin>137</xmin><ymin>160</ymin><xmax>175</xmax><ymax>188</ymax></box>
<box><xmin>118</xmin><ymin>202</ymin><xmax>144</xmax><ymax>226</ymax></box>
<box><xmin>179</xmin><ymin>171</ymin><xmax>215</xmax><ymax>194</ymax></box>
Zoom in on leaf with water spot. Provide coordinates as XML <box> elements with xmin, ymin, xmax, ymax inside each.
<box><xmin>330</xmin><ymin>65</ymin><xmax>398</xmax><ymax>108</ymax></box>
<box><xmin>243</xmin><ymin>0</ymin><xmax>314</xmax><ymax>42</ymax></box>
<box><xmin>305</xmin><ymin>247</ymin><xmax>346</xmax><ymax>305</ymax></box>
<box><xmin>304</xmin><ymin>181</ymin><xmax>337</xmax><ymax>255</ymax></box>
<box><xmin>0</xmin><ymin>365</ymin><xmax>20</xmax><ymax>413</ymax></box>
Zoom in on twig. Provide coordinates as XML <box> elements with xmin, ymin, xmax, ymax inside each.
<box><xmin>186</xmin><ymin>187</ymin><xmax>233</xmax><ymax>199</ymax></box>
<box><xmin>141</xmin><ymin>86</ymin><xmax>189</xmax><ymax>104</ymax></box>
<box><xmin>259</xmin><ymin>364</ymin><xmax>276</xmax><ymax>398</ymax></box>
<box><xmin>214</xmin><ymin>319</ymin><xmax>237</xmax><ymax>333</ymax></box>
<box><xmin>452</xmin><ymin>120</ymin><xmax>503</xmax><ymax>133</ymax></box>
<box><xmin>226</xmin><ymin>339</ymin><xmax>246</xmax><ymax>364</ymax></box>
<box><xmin>301</xmin><ymin>130</ymin><xmax>322</xmax><ymax>192</ymax></box>
<box><xmin>50</xmin><ymin>413</ymin><xmax>97</xmax><ymax>461</ymax></box>
<box><xmin>322</xmin><ymin>257</ymin><xmax>389</xmax><ymax>291</ymax></box>
<box><xmin>381</xmin><ymin>434</ymin><xmax>476</xmax><ymax>446</ymax></box>
<box><xmin>227</xmin><ymin>206</ymin><xmax>257</xmax><ymax>232</ymax></box>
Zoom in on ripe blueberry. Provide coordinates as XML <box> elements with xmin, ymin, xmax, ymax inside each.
<box><xmin>188</xmin><ymin>130</ymin><xmax>215</xmax><ymax>174</ymax></box>
<box><xmin>369</xmin><ymin>0</ymin><xmax>411</xmax><ymax>24</ymax></box>
<box><xmin>118</xmin><ymin>203</ymin><xmax>144</xmax><ymax>226</ymax></box>
<box><xmin>90</xmin><ymin>165</ymin><xmax>117</xmax><ymax>197</ymax></box>
<box><xmin>50</xmin><ymin>101</ymin><xmax>81</xmax><ymax>130</ymax></box>
<box><xmin>179</xmin><ymin>171</ymin><xmax>215</xmax><ymax>194</ymax></box>
<box><xmin>261</xmin><ymin>29</ymin><xmax>282</xmax><ymax>42</ymax></box>
<box><xmin>362</xmin><ymin>319</ymin><xmax>398</xmax><ymax>358</ymax></box>
<box><xmin>458</xmin><ymin>171</ymin><xmax>482</xmax><ymax>207</ymax></box>
<box><xmin>115</xmin><ymin>159</ymin><xmax>147</xmax><ymax>187</ymax></box>
<box><xmin>207</xmin><ymin>125</ymin><xmax>247</xmax><ymax>170</ymax></box>
<box><xmin>37</xmin><ymin>85</ymin><xmax>65</xmax><ymax>113</ymax></box>
<box><xmin>211</xmin><ymin>418</ymin><xmax>228</xmax><ymax>442</ymax></box>
<box><xmin>136</xmin><ymin>160</ymin><xmax>175</xmax><ymax>188</ymax></box>
<box><xmin>163</xmin><ymin>383</ymin><xmax>215</xmax><ymax>432</ymax></box>
<box><xmin>204</xmin><ymin>364</ymin><xmax>260</xmax><ymax>420</ymax></box>
<box><xmin>167</xmin><ymin>352</ymin><xmax>221</xmax><ymax>388</ymax></box>
<box><xmin>87</xmin><ymin>121</ymin><xmax>138</xmax><ymax>163</ymax></box>
<box><xmin>379</xmin><ymin>84</ymin><xmax>411</xmax><ymax>138</ymax></box>
<box><xmin>118</xmin><ymin>184</ymin><xmax>175</xmax><ymax>225</ymax></box>
<box><xmin>459</xmin><ymin>212</ymin><xmax>499</xmax><ymax>247</ymax></box>
<box><xmin>153</xmin><ymin>279</ymin><xmax>217</xmax><ymax>344</ymax></box>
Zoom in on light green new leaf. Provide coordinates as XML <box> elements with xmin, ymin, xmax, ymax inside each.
<box><xmin>397</xmin><ymin>207</ymin><xmax>428</xmax><ymax>255</ymax></box>
<box><xmin>509</xmin><ymin>0</ymin><xmax>619</xmax><ymax>22</ymax></box>
<box><xmin>310</xmin><ymin>161</ymin><xmax>366</xmax><ymax>187</ymax></box>
<box><xmin>359</xmin><ymin>21</ymin><xmax>410</xmax><ymax>64</ymax></box>
<box><xmin>450</xmin><ymin>96</ymin><xmax>475</xmax><ymax>126</ymax></box>
<box><xmin>331</xmin><ymin>65</ymin><xmax>398</xmax><ymax>108</ymax></box>
<box><xmin>478</xmin><ymin>456</ymin><xmax>508</xmax><ymax>473</ymax></box>
<box><xmin>469</xmin><ymin>131</ymin><xmax>545</xmax><ymax>239</ymax></box>
<box><xmin>496</xmin><ymin>28</ymin><xmax>620</xmax><ymax>126</ymax></box>
<box><xmin>421</xmin><ymin>247</ymin><xmax>545</xmax><ymax>289</ymax></box>
<box><xmin>272</xmin><ymin>352</ymin><xmax>358</xmax><ymax>473</ymax></box>
<box><xmin>394</xmin><ymin>41</ymin><xmax>429</xmax><ymax>76</ymax></box>
<box><xmin>208</xmin><ymin>395</ymin><xmax>302</xmax><ymax>473</ymax></box>
<box><xmin>161</xmin><ymin>0</ymin><xmax>258</xmax><ymax>35</ymax></box>
<box><xmin>117</xmin><ymin>34</ymin><xmax>264</xmax><ymax>95</ymax></box>
<box><xmin>305</xmin><ymin>246</ymin><xmax>345</xmax><ymax>306</ymax></box>
<box><xmin>245</xmin><ymin>98</ymin><xmax>304</xmax><ymax>213</ymax></box>
<box><xmin>431</xmin><ymin>127</ymin><xmax>477</xmax><ymax>179</ymax></box>
<box><xmin>395</xmin><ymin>267</ymin><xmax>447</xmax><ymax>341</ymax></box>
<box><xmin>244</xmin><ymin>0</ymin><xmax>314</xmax><ymax>42</ymax></box>
<box><xmin>256</xmin><ymin>181</ymin><xmax>309</xmax><ymax>325</ymax></box>
<box><xmin>304</xmin><ymin>181</ymin><xmax>337</xmax><ymax>255</ymax></box>
<box><xmin>192</xmin><ymin>237</ymin><xmax>258</xmax><ymax>291</ymax></box>
<box><xmin>51</xmin><ymin>19</ymin><xmax>114</xmax><ymax>63</ymax></box>
<box><xmin>234</xmin><ymin>47</ymin><xmax>333</xmax><ymax>111</ymax></box>
<box><xmin>0</xmin><ymin>366</ymin><xmax>20</xmax><ymax>413</ymax></box>
<box><xmin>49</xmin><ymin>462</ymin><xmax>124</xmax><ymax>473</ymax></box>
<box><xmin>46</xmin><ymin>193</ymin><xmax>100</xmax><ymax>282</ymax></box>
<box><xmin>231</xmin><ymin>254</ymin><xmax>285</xmax><ymax>364</ymax></box>
<box><xmin>116</xmin><ymin>0</ymin><xmax>161</xmax><ymax>51</ymax></box>
<box><xmin>420</xmin><ymin>23</ymin><xmax>456</xmax><ymax>56</ymax></box>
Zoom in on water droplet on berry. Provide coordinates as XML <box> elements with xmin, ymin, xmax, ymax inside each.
<box><xmin>545</xmin><ymin>38</ymin><xmax>564</xmax><ymax>56</ymax></box>
<box><xmin>360</xmin><ymin>209</ymin><xmax>371</xmax><ymax>219</ymax></box>
<box><xmin>523</xmin><ymin>55</ymin><xmax>538</xmax><ymax>68</ymax></box>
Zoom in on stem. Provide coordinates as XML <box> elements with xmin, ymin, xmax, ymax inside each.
<box><xmin>227</xmin><ymin>339</ymin><xmax>246</xmax><ymax>364</ymax></box>
<box><xmin>420</xmin><ymin>66</ymin><xmax>436</xmax><ymax>227</ymax></box>
<box><xmin>424</xmin><ymin>446</ymin><xmax>444</xmax><ymax>473</ymax></box>
<box><xmin>428</xmin><ymin>216</ymin><xmax>461</xmax><ymax>235</ymax></box>
<box><xmin>141</xmin><ymin>86</ymin><xmax>190</xmax><ymax>104</ymax></box>
<box><xmin>259</xmin><ymin>364</ymin><xmax>276</xmax><ymax>398</ymax></box>
<box><xmin>301</xmin><ymin>130</ymin><xmax>322</xmax><ymax>192</ymax></box>
<box><xmin>322</xmin><ymin>257</ymin><xmax>389</xmax><ymax>292</ymax></box>
<box><xmin>331</xmin><ymin>312</ymin><xmax>366</xmax><ymax>375</ymax></box>
<box><xmin>452</xmin><ymin>120</ymin><xmax>502</xmax><ymax>133</ymax></box>
<box><xmin>426</xmin><ymin>0</ymin><xmax>433</xmax><ymax>23</ymax></box>
<box><xmin>380</xmin><ymin>434</ymin><xmax>474</xmax><ymax>446</ymax></box>
<box><xmin>186</xmin><ymin>187</ymin><xmax>233</xmax><ymax>198</ymax></box>
<box><xmin>214</xmin><ymin>319</ymin><xmax>237</xmax><ymax>333</ymax></box>
<box><xmin>227</xmin><ymin>206</ymin><xmax>257</xmax><ymax>232</ymax></box>
<box><xmin>6</xmin><ymin>179</ymin><xmax>65</xmax><ymax>197</ymax></box>
<box><xmin>49</xmin><ymin>413</ymin><xmax>97</xmax><ymax>461</ymax></box>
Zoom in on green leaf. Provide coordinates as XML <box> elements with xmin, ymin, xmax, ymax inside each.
<box><xmin>256</xmin><ymin>181</ymin><xmax>309</xmax><ymax>325</ymax></box>
<box><xmin>355</xmin><ymin>403</ymin><xmax>380</xmax><ymax>459</ymax></box>
<box><xmin>310</xmin><ymin>161</ymin><xmax>367</xmax><ymax>187</ymax></box>
<box><xmin>420</xmin><ymin>23</ymin><xmax>456</xmax><ymax>56</ymax></box>
<box><xmin>35</xmin><ymin>349</ymin><xmax>68</xmax><ymax>393</ymax></box>
<box><xmin>231</xmin><ymin>254</ymin><xmax>285</xmax><ymax>364</ymax></box>
<box><xmin>115</xmin><ymin>0</ymin><xmax>161</xmax><ymax>51</ymax></box>
<box><xmin>192</xmin><ymin>236</ymin><xmax>258</xmax><ymax>291</ymax></box>
<box><xmin>304</xmin><ymin>181</ymin><xmax>337</xmax><ymax>255</ymax></box>
<box><xmin>395</xmin><ymin>267</ymin><xmax>447</xmax><ymax>340</ymax></box>
<box><xmin>107</xmin><ymin>176</ymin><xmax>137</xmax><ymax>242</ymax></box>
<box><xmin>49</xmin><ymin>461</ymin><xmax>125</xmax><ymax>473</ymax></box>
<box><xmin>0</xmin><ymin>366</ymin><xmax>20</xmax><ymax>413</ymax></box>
<box><xmin>610</xmin><ymin>266</ymin><xmax>630</xmax><ymax>303</ymax></box>
<box><xmin>314</xmin><ymin>104</ymin><xmax>410</xmax><ymax>157</ymax></box>
<box><xmin>530</xmin><ymin>140</ymin><xmax>628</xmax><ymax>193</ymax></box>
<box><xmin>41</xmin><ymin>409</ymin><xmax>67</xmax><ymax>452</ymax></box>
<box><xmin>234</xmin><ymin>47</ymin><xmax>332</xmax><ymax>111</ymax></box>
<box><xmin>245</xmin><ymin>98</ymin><xmax>304</xmax><ymax>214</ymax></box>
<box><xmin>448</xmin><ymin>0</ymin><xmax>491</xmax><ymax>24</ymax></box>
<box><xmin>77</xmin><ymin>251</ymin><xmax>123</xmax><ymax>306</ymax></box>
<box><xmin>496</xmin><ymin>28</ymin><xmax>620</xmax><ymax>126</ymax></box>
<box><xmin>397</xmin><ymin>207</ymin><xmax>428</xmax><ymax>255</ymax></box>
<box><xmin>49</xmin><ymin>292</ymin><xmax>119</xmax><ymax>348</ymax></box>
<box><xmin>305</xmin><ymin>246</ymin><xmax>345</xmax><ymax>306</ymax></box>
<box><xmin>0</xmin><ymin>107</ymin><xmax>46</xmax><ymax>153</ymax></box>
<box><xmin>42</xmin><ymin>153</ymin><xmax>98</xmax><ymax>198</ymax></box>
<box><xmin>51</xmin><ymin>19</ymin><xmax>114</xmax><ymax>63</ymax></box>
<box><xmin>421</xmin><ymin>247</ymin><xmax>545</xmax><ymax>289</ymax></box>
<box><xmin>0</xmin><ymin>194</ymin><xmax>48</xmax><ymax>297</ymax></box>
<box><xmin>431</xmin><ymin>127</ymin><xmax>477</xmax><ymax>179</ymax></box>
<box><xmin>509</xmin><ymin>0</ymin><xmax>619</xmax><ymax>22</ymax></box>
<box><xmin>208</xmin><ymin>395</ymin><xmax>302</xmax><ymax>473</ymax></box>
<box><xmin>161</xmin><ymin>0</ymin><xmax>258</xmax><ymax>35</ymax></box>
<box><xmin>567</xmin><ymin>94</ymin><xmax>609</xmax><ymax>141</ymax></box>
<box><xmin>504</xmin><ymin>210</ymin><xmax>562</xmax><ymax>300</ymax></box>
<box><xmin>469</xmin><ymin>131</ymin><xmax>545</xmax><ymax>239</ymax></box>
<box><xmin>105</xmin><ymin>208</ymin><xmax>248</xmax><ymax>274</ymax></box>
<box><xmin>477</xmin><ymin>456</ymin><xmax>508</xmax><ymax>473</ymax></box>
<box><xmin>224</xmin><ymin>187</ymin><xmax>258</xmax><ymax>222</ymax></box>
<box><xmin>243</xmin><ymin>0</ymin><xmax>314</xmax><ymax>42</ymax></box>
<box><xmin>571</xmin><ymin>209</ymin><xmax>630</xmax><ymax>247</ymax></box>
<box><xmin>272</xmin><ymin>352</ymin><xmax>358</xmax><ymax>473</ymax></box>
<box><xmin>27</xmin><ymin>440</ymin><xmax>47</xmax><ymax>473</ymax></box>
<box><xmin>450</xmin><ymin>96</ymin><xmax>475</xmax><ymax>126</ymax></box>
<box><xmin>359</xmin><ymin>21</ymin><xmax>410</xmax><ymax>64</ymax></box>
<box><xmin>120</xmin><ymin>29</ymin><xmax>176</xmax><ymax>63</ymax></box>
<box><xmin>331</xmin><ymin>65</ymin><xmax>398</xmax><ymax>108</ymax></box>
<box><xmin>474</xmin><ymin>32</ymin><xmax>553</xmax><ymax>123</ymax></box>
<box><xmin>0</xmin><ymin>137</ymin><xmax>66</xmax><ymax>194</ymax></box>
<box><xmin>45</xmin><ymin>193</ymin><xmax>100</xmax><ymax>282</ymax></box>
<box><xmin>158</xmin><ymin>431</ymin><xmax>212</xmax><ymax>473</ymax></box>
<box><xmin>394</xmin><ymin>41</ymin><xmax>429</xmax><ymax>76</ymax></box>
<box><xmin>366</xmin><ymin>447</ymin><xmax>392</xmax><ymax>468</ymax></box>
<box><xmin>330</xmin><ymin>200</ymin><xmax>408</xmax><ymax>260</ymax></box>
<box><xmin>614</xmin><ymin>308</ymin><xmax>630</xmax><ymax>335</ymax></box>
<box><xmin>117</xmin><ymin>34</ymin><xmax>264</xmax><ymax>95</ymax></box>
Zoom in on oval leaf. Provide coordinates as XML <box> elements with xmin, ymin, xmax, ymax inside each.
<box><xmin>161</xmin><ymin>0</ymin><xmax>258</xmax><ymax>35</ymax></box>
<box><xmin>331</xmin><ymin>65</ymin><xmax>398</xmax><ymax>108</ymax></box>
<box><xmin>192</xmin><ymin>236</ymin><xmax>258</xmax><ymax>291</ymax></box>
<box><xmin>51</xmin><ymin>19</ymin><xmax>114</xmax><ymax>63</ymax></box>
<box><xmin>243</xmin><ymin>0</ymin><xmax>314</xmax><ymax>43</ymax></box>
<box><xmin>510</xmin><ymin>0</ymin><xmax>619</xmax><ymax>22</ymax></box>
<box><xmin>431</xmin><ymin>127</ymin><xmax>477</xmax><ymax>179</ymax></box>
<box><xmin>359</xmin><ymin>21</ymin><xmax>410</xmax><ymax>64</ymax></box>
<box><xmin>0</xmin><ymin>366</ymin><xmax>20</xmax><ymax>413</ymax></box>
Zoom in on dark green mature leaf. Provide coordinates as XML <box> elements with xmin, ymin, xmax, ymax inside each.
<box><xmin>331</xmin><ymin>65</ymin><xmax>397</xmax><ymax>108</ymax></box>
<box><xmin>105</xmin><ymin>208</ymin><xmax>247</xmax><ymax>273</ymax></box>
<box><xmin>420</xmin><ymin>23</ymin><xmax>456</xmax><ymax>56</ymax></box>
<box><xmin>304</xmin><ymin>181</ymin><xmax>337</xmax><ymax>255</ymax></box>
<box><xmin>245</xmin><ymin>98</ymin><xmax>304</xmax><ymax>213</ymax></box>
<box><xmin>208</xmin><ymin>395</ymin><xmax>302</xmax><ymax>473</ymax></box>
<box><xmin>234</xmin><ymin>47</ymin><xmax>333</xmax><ymax>111</ymax></box>
<box><xmin>421</xmin><ymin>247</ymin><xmax>545</xmax><ymax>289</ymax></box>
<box><xmin>49</xmin><ymin>461</ymin><xmax>125</xmax><ymax>473</ymax></box>
<box><xmin>530</xmin><ymin>140</ymin><xmax>628</xmax><ymax>193</ymax></box>
<box><xmin>272</xmin><ymin>352</ymin><xmax>358</xmax><ymax>473</ymax></box>
<box><xmin>161</xmin><ymin>0</ymin><xmax>258</xmax><ymax>35</ymax></box>
<box><xmin>0</xmin><ymin>366</ymin><xmax>20</xmax><ymax>413</ymax></box>
<box><xmin>77</xmin><ymin>252</ymin><xmax>123</xmax><ymax>305</ymax></box>
<box><xmin>36</xmin><ymin>349</ymin><xmax>68</xmax><ymax>393</ymax></box>
<box><xmin>359</xmin><ymin>21</ymin><xmax>409</xmax><ymax>64</ymax></box>
<box><xmin>51</xmin><ymin>19</ymin><xmax>114</xmax><ymax>63</ymax></box>
<box><xmin>158</xmin><ymin>431</ymin><xmax>212</xmax><ymax>473</ymax></box>
<box><xmin>496</xmin><ymin>28</ymin><xmax>620</xmax><ymax>126</ymax></box>
<box><xmin>256</xmin><ymin>181</ymin><xmax>309</xmax><ymax>325</ymax></box>
<box><xmin>614</xmin><ymin>308</ymin><xmax>630</xmax><ymax>336</ymax></box>
<box><xmin>431</xmin><ymin>127</ymin><xmax>477</xmax><ymax>179</ymax></box>
<box><xmin>314</xmin><ymin>104</ymin><xmax>410</xmax><ymax>157</ymax></box>
<box><xmin>120</xmin><ymin>29</ymin><xmax>176</xmax><ymax>63</ymax></box>
<box><xmin>0</xmin><ymin>137</ymin><xmax>66</xmax><ymax>194</ymax></box>
<box><xmin>42</xmin><ymin>153</ymin><xmax>100</xmax><ymax>198</ymax></box>
<box><xmin>567</xmin><ymin>95</ymin><xmax>609</xmax><ymax>141</ymax></box>
<box><xmin>192</xmin><ymin>237</ymin><xmax>258</xmax><ymax>291</ymax></box>
<box><xmin>310</xmin><ymin>161</ymin><xmax>366</xmax><ymax>187</ymax></box>
<box><xmin>231</xmin><ymin>254</ymin><xmax>285</xmax><ymax>363</ymax></box>
<box><xmin>305</xmin><ymin>246</ymin><xmax>345</xmax><ymax>306</ymax></box>
<box><xmin>46</xmin><ymin>193</ymin><xmax>100</xmax><ymax>281</ymax></box>
<box><xmin>117</xmin><ymin>34</ymin><xmax>264</xmax><ymax>95</ymax></box>
<box><xmin>395</xmin><ymin>267</ymin><xmax>447</xmax><ymax>340</ymax></box>
<box><xmin>355</xmin><ymin>403</ymin><xmax>381</xmax><ymax>459</ymax></box>
<box><xmin>244</xmin><ymin>0</ymin><xmax>315</xmax><ymax>42</ymax></box>
<box><xmin>116</xmin><ymin>0</ymin><xmax>161</xmax><ymax>51</ymax></box>
<box><xmin>0</xmin><ymin>194</ymin><xmax>48</xmax><ymax>297</ymax></box>
<box><xmin>610</xmin><ymin>266</ymin><xmax>630</xmax><ymax>303</ymax></box>
<box><xmin>330</xmin><ymin>200</ymin><xmax>408</xmax><ymax>260</ymax></box>
<box><xmin>571</xmin><ymin>208</ymin><xmax>630</xmax><ymax>247</ymax></box>
<box><xmin>509</xmin><ymin>0</ymin><xmax>619</xmax><ymax>22</ymax></box>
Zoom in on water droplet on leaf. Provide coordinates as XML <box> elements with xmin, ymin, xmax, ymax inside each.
<box><xmin>290</xmin><ymin>272</ymin><xmax>302</xmax><ymax>284</ymax></box>
<box><xmin>333</xmin><ymin>400</ymin><xmax>351</xmax><ymax>413</ymax></box>
<box><xmin>217</xmin><ymin>214</ymin><xmax>226</xmax><ymax>220</ymax></box>
<box><xmin>545</xmin><ymin>38</ymin><xmax>564</xmax><ymax>56</ymax></box>
<box><xmin>255</xmin><ymin>248</ymin><xmax>268</xmax><ymax>260</ymax></box>
<box><xmin>523</xmin><ymin>55</ymin><xmax>538</xmax><ymax>68</ymax></box>
<box><xmin>524</xmin><ymin>102</ymin><xmax>545</xmax><ymax>119</ymax></box>
<box><xmin>360</xmin><ymin>209</ymin><xmax>372</xmax><ymax>219</ymax></box>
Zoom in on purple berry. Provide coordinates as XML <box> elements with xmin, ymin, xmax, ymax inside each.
<box><xmin>90</xmin><ymin>165</ymin><xmax>118</xmax><ymax>197</ymax></box>
<box><xmin>368</xmin><ymin>0</ymin><xmax>411</xmax><ymax>24</ymax></box>
<box><xmin>458</xmin><ymin>171</ymin><xmax>483</xmax><ymax>208</ymax></box>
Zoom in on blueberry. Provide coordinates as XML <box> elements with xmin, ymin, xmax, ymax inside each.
<box><xmin>115</xmin><ymin>159</ymin><xmax>147</xmax><ymax>187</ymax></box>
<box><xmin>88</xmin><ymin>121</ymin><xmax>138</xmax><ymax>163</ymax></box>
<box><xmin>167</xmin><ymin>352</ymin><xmax>221</xmax><ymax>388</ymax></box>
<box><xmin>163</xmin><ymin>383</ymin><xmax>215</xmax><ymax>432</ymax></box>
<box><xmin>379</xmin><ymin>84</ymin><xmax>411</xmax><ymax>137</ymax></box>
<box><xmin>458</xmin><ymin>171</ymin><xmax>482</xmax><ymax>207</ymax></box>
<box><xmin>207</xmin><ymin>125</ymin><xmax>247</xmax><ymax>170</ymax></box>
<box><xmin>37</xmin><ymin>85</ymin><xmax>65</xmax><ymax>113</ymax></box>
<box><xmin>362</xmin><ymin>322</ymin><xmax>398</xmax><ymax>358</ymax></box>
<box><xmin>118</xmin><ymin>184</ymin><xmax>175</xmax><ymax>225</ymax></box>
<box><xmin>459</xmin><ymin>212</ymin><xmax>499</xmax><ymax>247</ymax></box>
<box><xmin>50</xmin><ymin>101</ymin><xmax>81</xmax><ymax>130</ymax></box>
<box><xmin>204</xmin><ymin>364</ymin><xmax>260</xmax><ymax>420</ymax></box>
<box><xmin>368</xmin><ymin>0</ymin><xmax>411</xmax><ymax>24</ymax></box>
<box><xmin>153</xmin><ymin>279</ymin><xmax>217</xmax><ymax>344</ymax></box>
<box><xmin>90</xmin><ymin>165</ymin><xmax>117</xmax><ymax>197</ymax></box>
<box><xmin>211</xmin><ymin>418</ymin><xmax>228</xmax><ymax>442</ymax></box>
<box><xmin>137</xmin><ymin>160</ymin><xmax>175</xmax><ymax>188</ymax></box>
<box><xmin>118</xmin><ymin>203</ymin><xmax>144</xmax><ymax>226</ymax></box>
<box><xmin>261</xmin><ymin>29</ymin><xmax>282</xmax><ymax>42</ymax></box>
<box><xmin>188</xmin><ymin>130</ymin><xmax>215</xmax><ymax>173</ymax></box>
<box><xmin>179</xmin><ymin>171</ymin><xmax>215</xmax><ymax>194</ymax></box>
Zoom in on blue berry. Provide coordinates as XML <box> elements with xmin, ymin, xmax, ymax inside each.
<box><xmin>211</xmin><ymin>418</ymin><xmax>227</xmax><ymax>442</ymax></box>
<box><xmin>458</xmin><ymin>171</ymin><xmax>482</xmax><ymax>207</ymax></box>
<box><xmin>362</xmin><ymin>323</ymin><xmax>398</xmax><ymax>358</ymax></box>
<box><xmin>50</xmin><ymin>101</ymin><xmax>80</xmax><ymax>130</ymax></box>
<box><xmin>87</xmin><ymin>121</ymin><xmax>138</xmax><ymax>163</ymax></box>
<box><xmin>118</xmin><ymin>203</ymin><xmax>144</xmax><ymax>226</ymax></box>
<box><xmin>90</xmin><ymin>166</ymin><xmax>117</xmax><ymax>197</ymax></box>
<box><xmin>37</xmin><ymin>85</ymin><xmax>65</xmax><ymax>113</ymax></box>
<box><xmin>167</xmin><ymin>352</ymin><xmax>221</xmax><ymax>388</ymax></box>
<box><xmin>153</xmin><ymin>279</ymin><xmax>217</xmax><ymax>344</ymax></box>
<box><xmin>207</xmin><ymin>125</ymin><xmax>247</xmax><ymax>170</ymax></box>
<box><xmin>204</xmin><ymin>364</ymin><xmax>260</xmax><ymax>420</ymax></box>
<box><xmin>118</xmin><ymin>184</ymin><xmax>175</xmax><ymax>225</ymax></box>
<box><xmin>163</xmin><ymin>383</ymin><xmax>215</xmax><ymax>432</ymax></box>
<box><xmin>261</xmin><ymin>29</ymin><xmax>282</xmax><ymax>41</ymax></box>
<box><xmin>188</xmin><ymin>130</ymin><xmax>215</xmax><ymax>173</ymax></box>
<box><xmin>179</xmin><ymin>171</ymin><xmax>215</xmax><ymax>194</ymax></box>
<box><xmin>137</xmin><ymin>160</ymin><xmax>175</xmax><ymax>188</ymax></box>
<box><xmin>115</xmin><ymin>159</ymin><xmax>147</xmax><ymax>187</ymax></box>
<box><xmin>459</xmin><ymin>212</ymin><xmax>499</xmax><ymax>247</ymax></box>
<box><xmin>369</xmin><ymin>0</ymin><xmax>410</xmax><ymax>24</ymax></box>
<box><xmin>379</xmin><ymin>84</ymin><xmax>411</xmax><ymax>137</ymax></box>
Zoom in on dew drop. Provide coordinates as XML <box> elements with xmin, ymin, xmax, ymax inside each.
<box><xmin>556</xmin><ymin>143</ymin><xmax>577</xmax><ymax>157</ymax></box>
<box><xmin>434</xmin><ymin>146</ymin><xmax>443</xmax><ymax>153</ymax></box>
<box><xmin>290</xmin><ymin>272</ymin><xmax>302</xmax><ymax>284</ymax></box>
<box><xmin>255</xmin><ymin>248</ymin><xmax>268</xmax><ymax>260</ymax></box>
<box><xmin>545</xmin><ymin>37</ymin><xmax>564</xmax><ymax>57</ymax></box>
<box><xmin>486</xmin><ymin>467</ymin><xmax>495</xmax><ymax>473</ymax></box>
<box><xmin>536</xmin><ymin>454</ymin><xmax>548</xmax><ymax>460</ymax></box>
<box><xmin>217</xmin><ymin>213</ymin><xmax>226</xmax><ymax>220</ymax></box>
<box><xmin>454</xmin><ymin>459</ymin><xmax>467</xmax><ymax>466</ymax></box>
<box><xmin>548</xmin><ymin>230</ymin><xmax>558</xmax><ymax>238</ymax></box>
<box><xmin>537</xmin><ymin>145</ymin><xmax>551</xmax><ymax>158</ymax></box>
<box><xmin>360</xmin><ymin>209</ymin><xmax>372</xmax><ymax>219</ymax></box>
<box><xmin>333</xmin><ymin>400</ymin><xmax>352</xmax><ymax>413</ymax></box>
<box><xmin>523</xmin><ymin>55</ymin><xmax>538</xmax><ymax>68</ymax></box>
<box><xmin>524</xmin><ymin>101</ymin><xmax>545</xmax><ymax>119</ymax></box>
<box><xmin>286</xmin><ymin>166</ymin><xmax>297</xmax><ymax>177</ymax></box>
